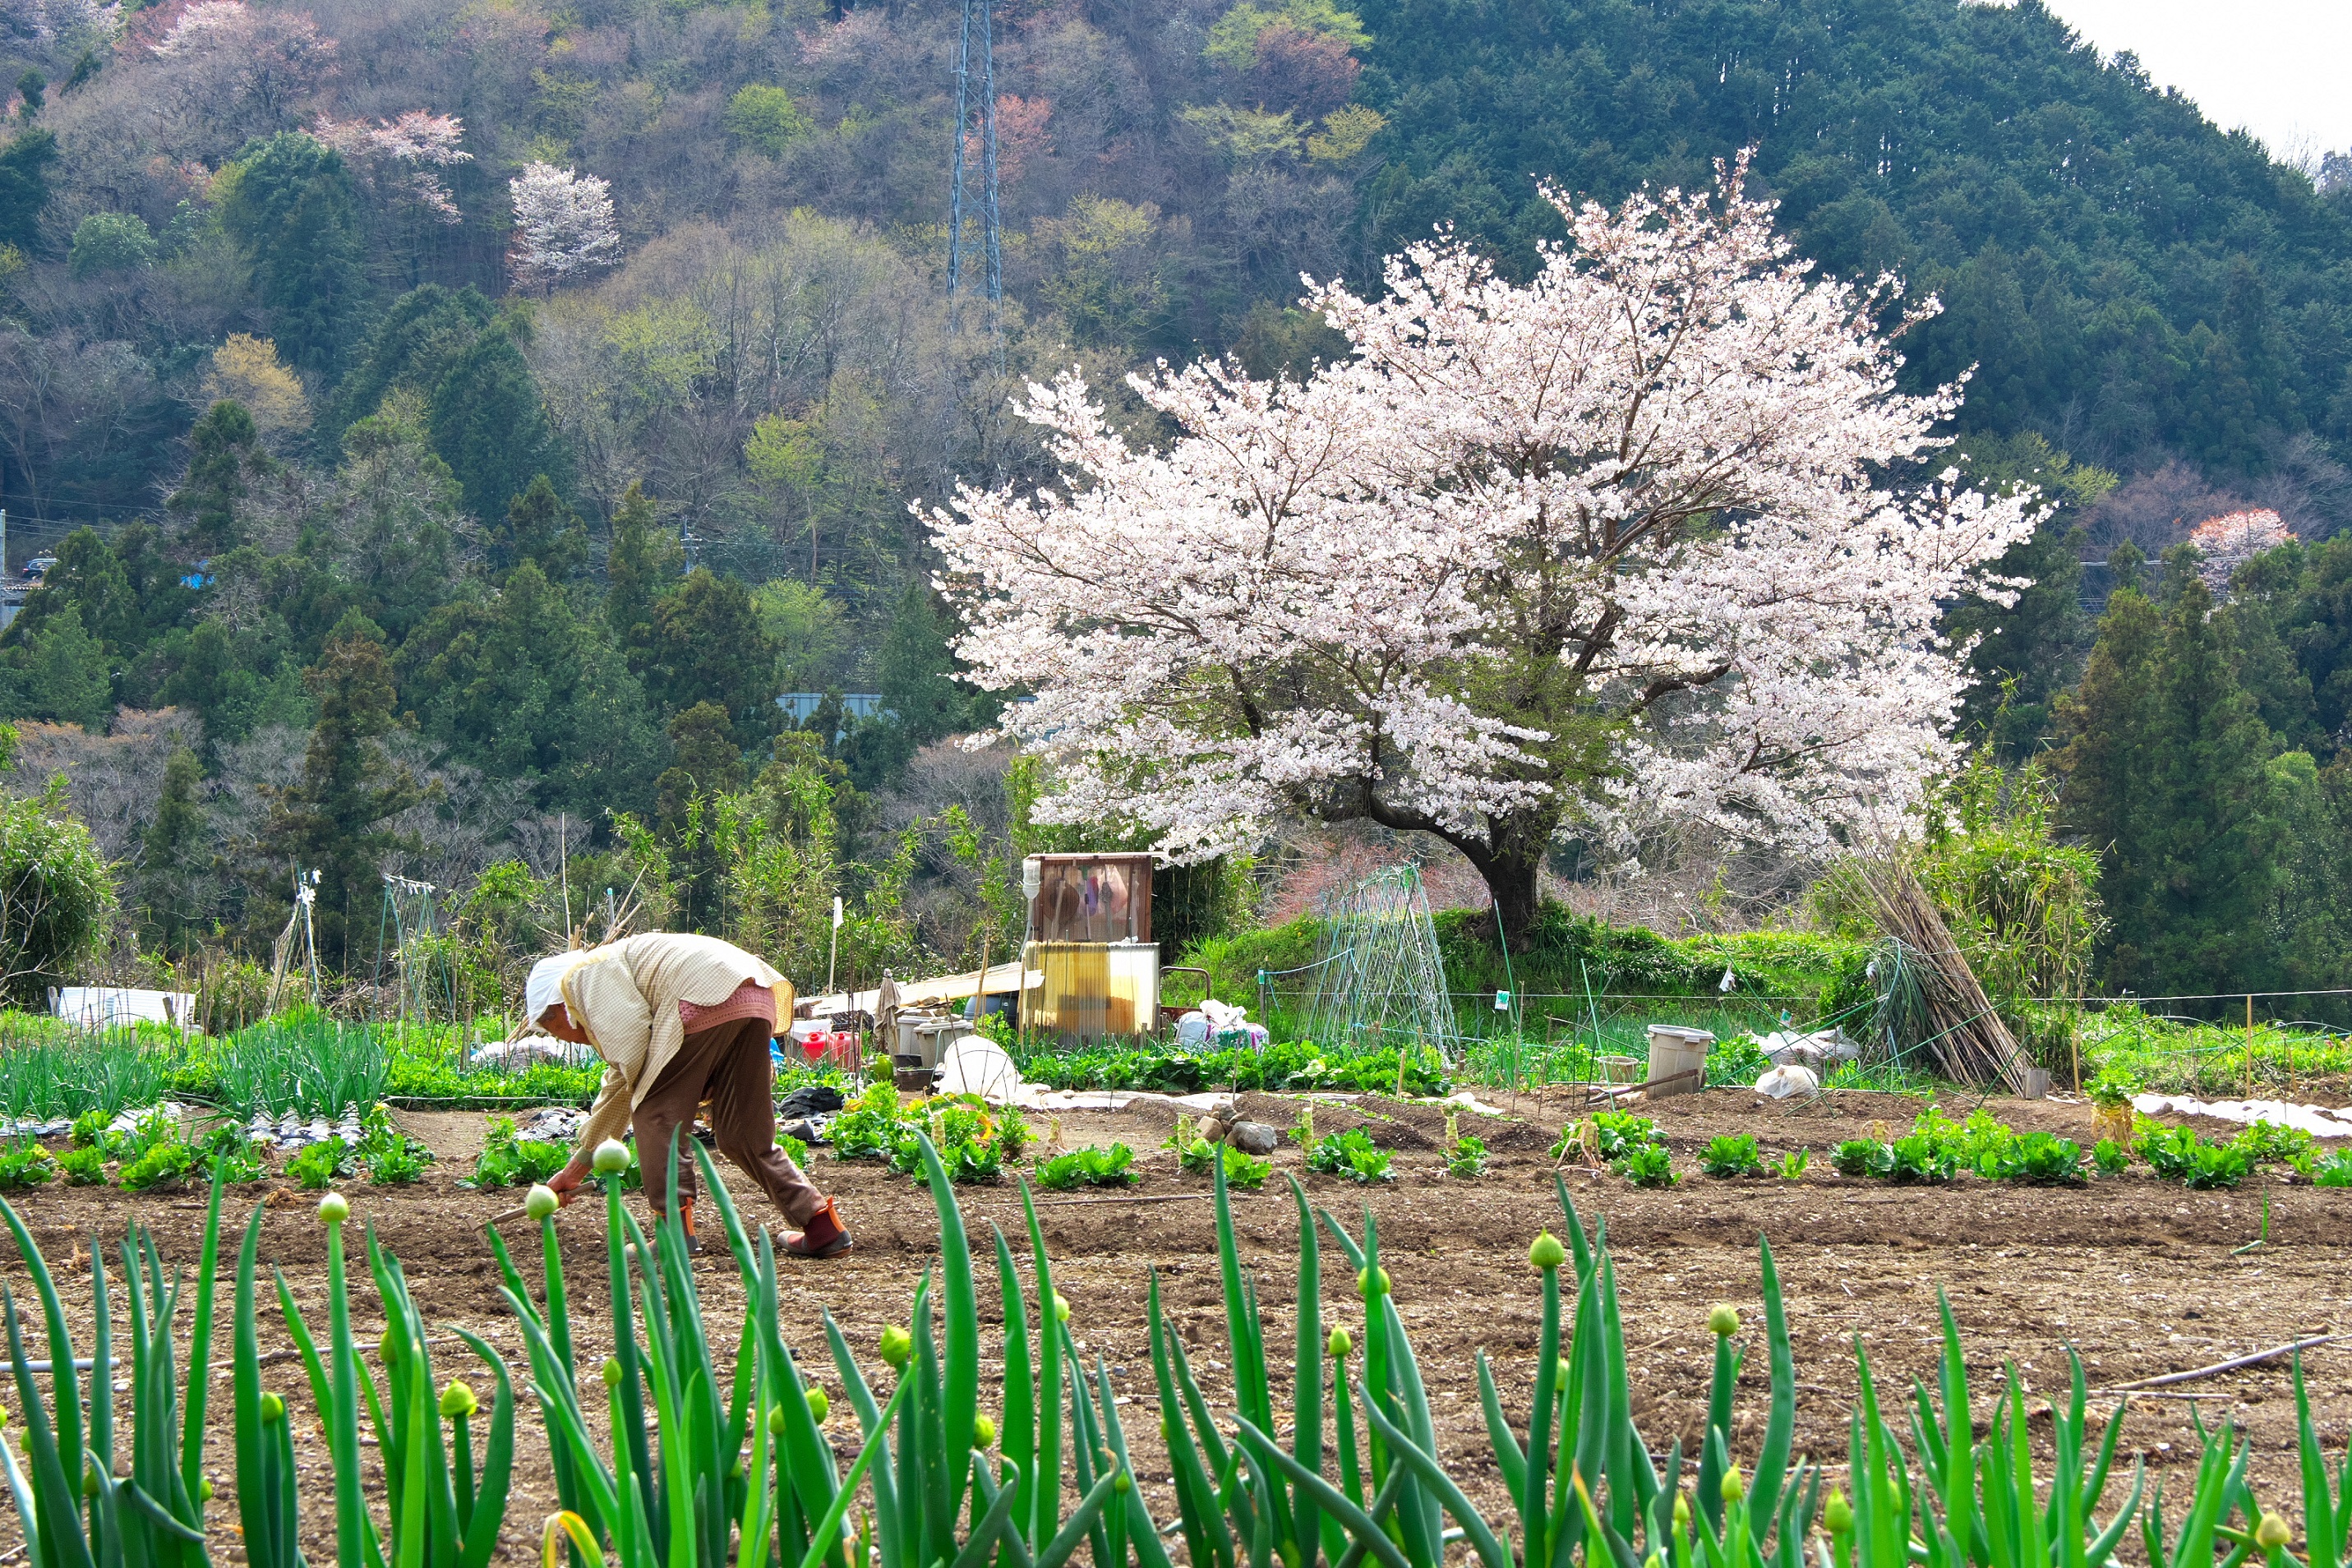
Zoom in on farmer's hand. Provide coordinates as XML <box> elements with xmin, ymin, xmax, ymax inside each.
<box><xmin>548</xmin><ymin>1156</ymin><xmax>593</xmax><ymax>1206</ymax></box>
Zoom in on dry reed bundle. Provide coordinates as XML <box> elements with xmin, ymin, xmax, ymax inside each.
<box><xmin>1852</xmin><ymin>859</ymin><xmax>2029</xmax><ymax>1092</ymax></box>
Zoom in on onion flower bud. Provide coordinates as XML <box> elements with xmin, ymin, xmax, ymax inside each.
<box><xmin>974</xmin><ymin>1414</ymin><xmax>996</xmax><ymax>1448</ymax></box>
<box><xmin>1327</xmin><ymin>1326</ymin><xmax>1352</xmax><ymax>1358</ymax></box>
<box><xmin>601</xmin><ymin>1357</ymin><xmax>624</xmax><ymax>1388</ymax></box>
<box><xmin>1708</xmin><ymin>1303</ymin><xmax>1741</xmax><ymax>1338</ymax></box>
<box><xmin>1356</xmin><ymin>1266</ymin><xmax>1390</xmax><ymax>1298</ymax></box>
<box><xmin>524</xmin><ymin>1184</ymin><xmax>559</xmax><ymax>1220</ymax></box>
<box><xmin>1672</xmin><ymin>1492</ymin><xmax>1690</xmax><ymax>1532</ymax></box>
<box><xmin>1824</xmin><ymin>1491</ymin><xmax>1853</xmax><ymax>1535</ymax></box>
<box><xmin>879</xmin><ymin>1326</ymin><xmax>912</xmax><ymax>1368</ymax></box>
<box><xmin>1528</xmin><ymin>1231</ymin><xmax>1567</xmax><ymax>1271</ymax></box>
<box><xmin>1053</xmin><ymin>1293</ymin><xmax>1072</xmax><ymax>1322</ymax></box>
<box><xmin>316</xmin><ymin>1192</ymin><xmax>349</xmax><ymax>1225</ymax></box>
<box><xmin>1720</xmin><ymin>1467</ymin><xmax>1746</xmax><ymax>1505</ymax></box>
<box><xmin>807</xmin><ymin>1387</ymin><xmax>830</xmax><ymax>1424</ymax></box>
<box><xmin>440</xmin><ymin>1381</ymin><xmax>478</xmax><ymax>1420</ymax></box>
<box><xmin>592</xmin><ymin>1139</ymin><xmax>631</xmax><ymax>1175</ymax></box>
<box><xmin>2257</xmin><ymin>1515</ymin><xmax>2291</xmax><ymax>1552</ymax></box>
<box><xmin>260</xmin><ymin>1392</ymin><xmax>286</xmax><ymax>1425</ymax></box>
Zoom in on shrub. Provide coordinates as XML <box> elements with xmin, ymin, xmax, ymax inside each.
<box><xmin>1037</xmin><ymin>1143</ymin><xmax>1139</xmax><ymax>1190</ymax></box>
<box><xmin>0</xmin><ymin>789</ymin><xmax>115</xmax><ymax>1007</ymax></box>
<box><xmin>2091</xmin><ymin>1138</ymin><xmax>2129</xmax><ymax>1176</ymax></box>
<box><xmin>1617</xmin><ymin>1144</ymin><xmax>1676</xmax><ymax>1188</ymax></box>
<box><xmin>1699</xmin><ymin>1134</ymin><xmax>1764</xmax><ymax>1178</ymax></box>
<box><xmin>57</xmin><ymin>1144</ymin><xmax>104</xmax><ymax>1183</ymax></box>
<box><xmin>0</xmin><ymin>1141</ymin><xmax>54</xmax><ymax>1188</ymax></box>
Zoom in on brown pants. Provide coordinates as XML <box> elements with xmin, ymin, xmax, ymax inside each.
<box><xmin>634</xmin><ymin>1015</ymin><xmax>826</xmax><ymax>1227</ymax></box>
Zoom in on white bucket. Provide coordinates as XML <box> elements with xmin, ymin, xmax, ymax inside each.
<box><xmin>1644</xmin><ymin>1025</ymin><xmax>1713</xmax><ymax>1099</ymax></box>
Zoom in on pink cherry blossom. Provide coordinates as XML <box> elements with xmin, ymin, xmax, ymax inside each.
<box><xmin>925</xmin><ymin>154</ymin><xmax>2037</xmax><ymax>934</ymax></box>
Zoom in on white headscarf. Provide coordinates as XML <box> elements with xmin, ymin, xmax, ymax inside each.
<box><xmin>525</xmin><ymin>948</ymin><xmax>592</xmax><ymax>1027</ymax></box>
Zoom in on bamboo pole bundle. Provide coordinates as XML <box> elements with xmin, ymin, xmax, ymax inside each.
<box><xmin>1855</xmin><ymin>859</ymin><xmax>2029</xmax><ymax>1092</ymax></box>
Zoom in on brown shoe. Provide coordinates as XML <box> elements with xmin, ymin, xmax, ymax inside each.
<box><xmin>781</xmin><ymin>1197</ymin><xmax>851</xmax><ymax>1259</ymax></box>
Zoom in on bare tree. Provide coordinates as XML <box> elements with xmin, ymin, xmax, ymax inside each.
<box><xmin>0</xmin><ymin>709</ymin><xmax>201</xmax><ymax>865</ymax></box>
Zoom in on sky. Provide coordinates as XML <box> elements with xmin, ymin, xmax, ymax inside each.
<box><xmin>2039</xmin><ymin>0</ymin><xmax>2352</xmax><ymax>167</ymax></box>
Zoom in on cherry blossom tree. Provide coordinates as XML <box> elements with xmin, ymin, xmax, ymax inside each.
<box><xmin>507</xmin><ymin>162</ymin><xmax>619</xmax><ymax>293</ymax></box>
<box><xmin>313</xmin><ymin>110</ymin><xmax>471</xmax><ymax>223</ymax></box>
<box><xmin>927</xmin><ymin>158</ymin><xmax>2039</xmax><ymax>943</ymax></box>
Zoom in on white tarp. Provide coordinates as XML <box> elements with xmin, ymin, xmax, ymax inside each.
<box><xmin>2133</xmin><ymin>1093</ymin><xmax>2352</xmax><ymax>1138</ymax></box>
<box><xmin>50</xmin><ymin>987</ymin><xmax>196</xmax><ymax>1029</ymax></box>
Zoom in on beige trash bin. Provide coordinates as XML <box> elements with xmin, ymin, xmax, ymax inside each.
<box><xmin>1644</xmin><ymin>1025</ymin><xmax>1714</xmax><ymax>1098</ymax></box>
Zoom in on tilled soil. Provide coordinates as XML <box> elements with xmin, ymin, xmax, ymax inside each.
<box><xmin>0</xmin><ymin>1087</ymin><xmax>2347</xmax><ymax>1564</ymax></box>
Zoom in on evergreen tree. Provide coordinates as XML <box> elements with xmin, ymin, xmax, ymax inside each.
<box><xmin>400</xmin><ymin>560</ymin><xmax>663</xmax><ymax>817</ymax></box>
<box><xmin>217</xmin><ymin>133</ymin><xmax>371</xmax><ymax>385</ymax></box>
<box><xmin>644</xmin><ymin>569</ymin><xmax>773</xmax><ymax>732</ymax></box>
<box><xmin>0</xmin><ymin>606</ymin><xmax>112</xmax><ymax>729</ymax></box>
<box><xmin>2055</xmin><ymin>588</ymin><xmax>2165</xmax><ymax>989</ymax></box>
<box><xmin>2218</xmin><ymin>545</ymin><xmax>2317</xmax><ymax>749</ymax></box>
<box><xmin>2140</xmin><ymin>576</ymin><xmax>2283</xmax><ymax>997</ymax></box>
<box><xmin>330</xmin><ymin>284</ymin><xmax>496</xmax><ymax>438</ymax></box>
<box><xmin>604</xmin><ymin>482</ymin><xmax>680</xmax><ymax>671</ymax></box>
<box><xmin>844</xmin><ymin>579</ymin><xmax>987</xmax><ymax>786</ymax></box>
<box><xmin>139</xmin><ymin>743</ymin><xmax>210</xmax><ymax>954</ymax></box>
<box><xmin>0</xmin><ymin>127</ymin><xmax>56</xmax><ymax>253</ymax></box>
<box><xmin>491</xmin><ymin>473</ymin><xmax>588</xmax><ymax>580</ymax></box>
<box><xmin>427</xmin><ymin>327</ymin><xmax>568</xmax><ymax>525</ymax></box>
<box><xmin>2</xmin><ymin>527</ymin><xmax>138</xmax><ymax>652</ymax></box>
<box><xmin>334</xmin><ymin>405</ymin><xmax>463</xmax><ymax>642</ymax></box>
<box><xmin>167</xmin><ymin>400</ymin><xmax>279</xmax><ymax>556</ymax></box>
<box><xmin>1944</xmin><ymin>432</ymin><xmax>2114</xmax><ymax>753</ymax></box>
<box><xmin>263</xmin><ymin>615</ymin><xmax>417</xmax><ymax>967</ymax></box>
<box><xmin>655</xmin><ymin>701</ymin><xmax>745</xmax><ymax>823</ymax></box>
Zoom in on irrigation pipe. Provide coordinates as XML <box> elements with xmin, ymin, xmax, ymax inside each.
<box><xmin>2095</xmin><ymin>1332</ymin><xmax>2352</xmax><ymax>1394</ymax></box>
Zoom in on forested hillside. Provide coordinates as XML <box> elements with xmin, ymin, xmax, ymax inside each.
<box><xmin>2</xmin><ymin>0</ymin><xmax>2351</xmax><ymax>997</ymax></box>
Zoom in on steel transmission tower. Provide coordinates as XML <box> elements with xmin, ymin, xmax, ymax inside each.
<box><xmin>945</xmin><ymin>0</ymin><xmax>1003</xmax><ymax>360</ymax></box>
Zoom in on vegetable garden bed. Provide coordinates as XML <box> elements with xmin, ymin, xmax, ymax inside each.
<box><xmin>0</xmin><ymin>1086</ymin><xmax>2344</xmax><ymax>1568</ymax></box>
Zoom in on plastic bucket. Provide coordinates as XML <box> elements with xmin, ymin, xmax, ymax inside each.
<box><xmin>1644</xmin><ymin>1025</ymin><xmax>1714</xmax><ymax>1099</ymax></box>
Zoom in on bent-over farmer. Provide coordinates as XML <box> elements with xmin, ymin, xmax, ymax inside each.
<box><xmin>528</xmin><ymin>932</ymin><xmax>851</xmax><ymax>1257</ymax></box>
